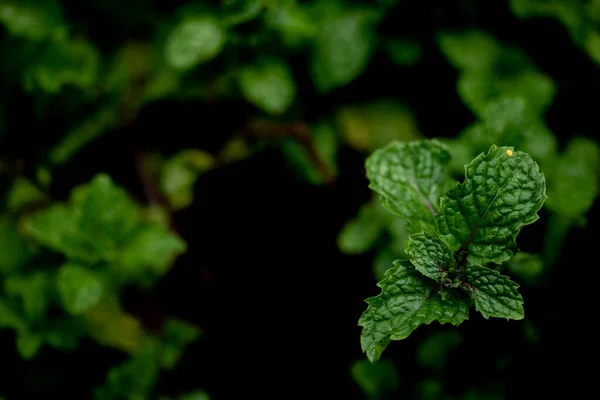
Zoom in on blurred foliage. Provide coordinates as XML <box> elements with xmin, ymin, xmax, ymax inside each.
<box><xmin>0</xmin><ymin>0</ymin><xmax>599</xmax><ymax>399</ymax></box>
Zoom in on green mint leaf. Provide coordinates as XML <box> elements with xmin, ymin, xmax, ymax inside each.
<box><xmin>16</xmin><ymin>331</ymin><xmax>44</xmax><ymax>360</ymax></box>
<box><xmin>160</xmin><ymin>319</ymin><xmax>201</xmax><ymax>370</ymax></box>
<box><xmin>239</xmin><ymin>57</ymin><xmax>297</xmax><ymax>115</ymax></box>
<box><xmin>505</xmin><ymin>252</ymin><xmax>544</xmax><ymax>285</ymax></box>
<box><xmin>57</xmin><ymin>263</ymin><xmax>104</xmax><ymax>315</ymax></box>
<box><xmin>416</xmin><ymin>329</ymin><xmax>463</xmax><ymax>370</ymax></box>
<box><xmin>546</xmin><ymin>137</ymin><xmax>600</xmax><ymax>218</ymax></box>
<box><xmin>6</xmin><ymin>177</ymin><xmax>46</xmax><ymax>212</ymax></box>
<box><xmin>310</xmin><ymin>5</ymin><xmax>377</xmax><ymax>93</ymax></box>
<box><xmin>0</xmin><ymin>0</ymin><xmax>66</xmax><ymax>41</ymax></box>
<box><xmin>461</xmin><ymin>264</ymin><xmax>524</xmax><ymax>320</ymax></box>
<box><xmin>436</xmin><ymin>145</ymin><xmax>546</xmax><ymax>264</ymax></box>
<box><xmin>366</xmin><ymin>140</ymin><xmax>451</xmax><ymax>234</ymax></box>
<box><xmin>4</xmin><ymin>271</ymin><xmax>52</xmax><ymax>322</ymax></box>
<box><xmin>359</xmin><ymin>260</ymin><xmax>470</xmax><ymax>362</ymax></box>
<box><xmin>337</xmin><ymin>200</ymin><xmax>389</xmax><ymax>254</ymax></box>
<box><xmin>405</xmin><ymin>232</ymin><xmax>454</xmax><ymax>282</ymax></box>
<box><xmin>164</xmin><ymin>16</ymin><xmax>226</xmax><ymax>70</ymax></box>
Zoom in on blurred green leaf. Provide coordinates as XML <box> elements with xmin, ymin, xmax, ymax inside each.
<box><xmin>350</xmin><ymin>358</ymin><xmax>399</xmax><ymax>399</ymax></box>
<box><xmin>0</xmin><ymin>0</ymin><xmax>67</xmax><ymax>41</ymax></box>
<box><xmin>438</xmin><ymin>30</ymin><xmax>500</xmax><ymax>72</ymax></box>
<box><xmin>505</xmin><ymin>252</ymin><xmax>544</xmax><ymax>285</ymax></box>
<box><xmin>160</xmin><ymin>149</ymin><xmax>215</xmax><ymax>210</ymax></box>
<box><xmin>239</xmin><ymin>57</ymin><xmax>296</xmax><ymax>115</ymax></box>
<box><xmin>337</xmin><ymin>201</ymin><xmax>385</xmax><ymax>254</ymax></box>
<box><xmin>57</xmin><ymin>263</ymin><xmax>103</xmax><ymax>315</ymax></box>
<box><xmin>264</xmin><ymin>0</ymin><xmax>315</xmax><ymax>46</ymax></box>
<box><xmin>178</xmin><ymin>391</ymin><xmax>210</xmax><ymax>400</ymax></box>
<box><xmin>15</xmin><ymin>331</ymin><xmax>44</xmax><ymax>359</ymax></box>
<box><xmin>164</xmin><ymin>15</ymin><xmax>227</xmax><ymax>71</ymax></box>
<box><xmin>118</xmin><ymin>225</ymin><xmax>187</xmax><ymax>283</ymax></box>
<box><xmin>386</xmin><ymin>38</ymin><xmax>422</xmax><ymax>66</ymax></box>
<box><xmin>0</xmin><ymin>214</ymin><xmax>34</xmax><ymax>274</ymax></box>
<box><xmin>6</xmin><ymin>177</ymin><xmax>46</xmax><ymax>212</ymax></box>
<box><xmin>337</xmin><ymin>99</ymin><xmax>421</xmax><ymax>152</ymax></box>
<box><xmin>4</xmin><ymin>271</ymin><xmax>52</xmax><ymax>322</ymax></box>
<box><xmin>160</xmin><ymin>319</ymin><xmax>201</xmax><ymax>370</ymax></box>
<box><xmin>416</xmin><ymin>329</ymin><xmax>462</xmax><ymax>369</ymax></box>
<box><xmin>310</xmin><ymin>4</ymin><xmax>377</xmax><ymax>93</ymax></box>
<box><xmin>545</xmin><ymin>137</ymin><xmax>600</xmax><ymax>218</ymax></box>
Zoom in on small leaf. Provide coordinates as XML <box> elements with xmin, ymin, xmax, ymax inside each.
<box><xmin>461</xmin><ymin>264</ymin><xmax>524</xmax><ymax>320</ymax></box>
<box><xmin>505</xmin><ymin>252</ymin><xmax>544</xmax><ymax>285</ymax></box>
<box><xmin>160</xmin><ymin>319</ymin><xmax>201</xmax><ymax>370</ymax></box>
<box><xmin>405</xmin><ymin>232</ymin><xmax>454</xmax><ymax>282</ymax></box>
<box><xmin>4</xmin><ymin>271</ymin><xmax>52</xmax><ymax>322</ymax></box>
<box><xmin>310</xmin><ymin>6</ymin><xmax>377</xmax><ymax>93</ymax></box>
<box><xmin>437</xmin><ymin>30</ymin><xmax>500</xmax><ymax>72</ymax></box>
<box><xmin>359</xmin><ymin>260</ymin><xmax>470</xmax><ymax>362</ymax></box>
<box><xmin>0</xmin><ymin>0</ymin><xmax>66</xmax><ymax>41</ymax></box>
<box><xmin>165</xmin><ymin>16</ymin><xmax>226</xmax><ymax>70</ymax></box>
<box><xmin>436</xmin><ymin>145</ymin><xmax>546</xmax><ymax>265</ymax></box>
<box><xmin>57</xmin><ymin>263</ymin><xmax>103</xmax><ymax>315</ymax></box>
<box><xmin>337</xmin><ymin>201</ymin><xmax>386</xmax><ymax>254</ymax></box>
<box><xmin>366</xmin><ymin>140</ymin><xmax>451</xmax><ymax>234</ymax></box>
<box><xmin>178</xmin><ymin>391</ymin><xmax>211</xmax><ymax>400</ymax></box>
<box><xmin>16</xmin><ymin>331</ymin><xmax>44</xmax><ymax>359</ymax></box>
<box><xmin>6</xmin><ymin>177</ymin><xmax>46</xmax><ymax>212</ymax></box>
<box><xmin>416</xmin><ymin>329</ymin><xmax>463</xmax><ymax>370</ymax></box>
<box><xmin>239</xmin><ymin>57</ymin><xmax>296</xmax><ymax>115</ymax></box>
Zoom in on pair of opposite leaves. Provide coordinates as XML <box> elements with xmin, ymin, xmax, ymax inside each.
<box><xmin>359</xmin><ymin>140</ymin><xmax>546</xmax><ymax>362</ymax></box>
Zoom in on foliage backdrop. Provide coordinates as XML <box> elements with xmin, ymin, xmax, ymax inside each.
<box><xmin>1</xmin><ymin>0</ymin><xmax>599</xmax><ymax>399</ymax></box>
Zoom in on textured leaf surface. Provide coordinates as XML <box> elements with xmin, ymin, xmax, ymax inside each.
<box><xmin>366</xmin><ymin>140</ymin><xmax>451</xmax><ymax>233</ymax></box>
<box><xmin>359</xmin><ymin>260</ymin><xmax>470</xmax><ymax>362</ymax></box>
<box><xmin>436</xmin><ymin>145</ymin><xmax>546</xmax><ymax>264</ymax></box>
<box><xmin>405</xmin><ymin>232</ymin><xmax>454</xmax><ymax>281</ymax></box>
<box><xmin>461</xmin><ymin>264</ymin><xmax>524</xmax><ymax>320</ymax></box>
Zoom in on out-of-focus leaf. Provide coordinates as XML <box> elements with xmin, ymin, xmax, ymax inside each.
<box><xmin>416</xmin><ymin>329</ymin><xmax>463</xmax><ymax>369</ymax></box>
<box><xmin>337</xmin><ymin>99</ymin><xmax>421</xmax><ymax>152</ymax></box>
<box><xmin>160</xmin><ymin>319</ymin><xmax>201</xmax><ymax>370</ymax></box>
<box><xmin>57</xmin><ymin>263</ymin><xmax>103</xmax><ymax>315</ymax></box>
<box><xmin>338</xmin><ymin>201</ymin><xmax>387</xmax><ymax>254</ymax></box>
<box><xmin>386</xmin><ymin>38</ymin><xmax>422</xmax><ymax>66</ymax></box>
<box><xmin>350</xmin><ymin>358</ymin><xmax>399</xmax><ymax>399</ymax></box>
<box><xmin>164</xmin><ymin>15</ymin><xmax>226</xmax><ymax>71</ymax></box>
<box><xmin>239</xmin><ymin>57</ymin><xmax>296</xmax><ymax>115</ymax></box>
<box><xmin>160</xmin><ymin>149</ymin><xmax>215</xmax><ymax>210</ymax></box>
<box><xmin>83</xmin><ymin>295</ymin><xmax>143</xmax><ymax>353</ymax></box>
<box><xmin>438</xmin><ymin>30</ymin><xmax>500</xmax><ymax>72</ymax></box>
<box><xmin>372</xmin><ymin>245</ymin><xmax>399</xmax><ymax>281</ymax></box>
<box><xmin>264</xmin><ymin>0</ymin><xmax>316</xmax><ymax>47</ymax></box>
<box><xmin>178</xmin><ymin>391</ymin><xmax>210</xmax><ymax>400</ymax></box>
<box><xmin>505</xmin><ymin>252</ymin><xmax>544</xmax><ymax>285</ymax></box>
<box><xmin>4</xmin><ymin>271</ymin><xmax>52</xmax><ymax>321</ymax></box>
<box><xmin>0</xmin><ymin>0</ymin><xmax>67</xmax><ymax>41</ymax></box>
<box><xmin>118</xmin><ymin>225</ymin><xmax>187</xmax><ymax>284</ymax></box>
<box><xmin>23</xmin><ymin>38</ymin><xmax>101</xmax><ymax>93</ymax></box>
<box><xmin>6</xmin><ymin>177</ymin><xmax>46</xmax><ymax>212</ymax></box>
<box><xmin>0</xmin><ymin>214</ymin><xmax>34</xmax><ymax>273</ymax></box>
<box><xmin>282</xmin><ymin>121</ymin><xmax>338</xmax><ymax>185</ymax></box>
<box><xmin>15</xmin><ymin>331</ymin><xmax>44</xmax><ymax>359</ymax></box>
<box><xmin>310</xmin><ymin>4</ymin><xmax>377</xmax><ymax>93</ymax></box>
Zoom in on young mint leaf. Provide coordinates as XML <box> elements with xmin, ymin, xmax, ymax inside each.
<box><xmin>239</xmin><ymin>57</ymin><xmax>297</xmax><ymax>115</ymax></box>
<box><xmin>359</xmin><ymin>260</ymin><xmax>470</xmax><ymax>362</ymax></box>
<box><xmin>57</xmin><ymin>263</ymin><xmax>103</xmax><ymax>315</ymax></box>
<box><xmin>461</xmin><ymin>265</ymin><xmax>524</xmax><ymax>320</ymax></box>
<box><xmin>310</xmin><ymin>5</ymin><xmax>377</xmax><ymax>93</ymax></box>
<box><xmin>164</xmin><ymin>16</ymin><xmax>226</xmax><ymax>71</ymax></box>
<box><xmin>366</xmin><ymin>140</ymin><xmax>451</xmax><ymax>234</ymax></box>
<box><xmin>436</xmin><ymin>145</ymin><xmax>546</xmax><ymax>265</ymax></box>
<box><xmin>405</xmin><ymin>232</ymin><xmax>454</xmax><ymax>282</ymax></box>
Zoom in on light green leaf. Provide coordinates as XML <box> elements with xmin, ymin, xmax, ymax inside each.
<box><xmin>436</xmin><ymin>145</ymin><xmax>546</xmax><ymax>265</ymax></box>
<box><xmin>165</xmin><ymin>16</ymin><xmax>226</xmax><ymax>70</ymax></box>
<box><xmin>461</xmin><ymin>264</ymin><xmax>524</xmax><ymax>320</ymax></box>
<box><xmin>405</xmin><ymin>232</ymin><xmax>454</xmax><ymax>282</ymax></box>
<box><xmin>264</xmin><ymin>0</ymin><xmax>316</xmax><ymax>47</ymax></box>
<box><xmin>437</xmin><ymin>30</ymin><xmax>500</xmax><ymax>72</ymax></box>
<box><xmin>0</xmin><ymin>214</ymin><xmax>34</xmax><ymax>273</ymax></box>
<box><xmin>119</xmin><ymin>225</ymin><xmax>187</xmax><ymax>283</ymax></box>
<box><xmin>337</xmin><ymin>200</ymin><xmax>387</xmax><ymax>254</ymax></box>
<box><xmin>350</xmin><ymin>358</ymin><xmax>399</xmax><ymax>399</ymax></box>
<box><xmin>160</xmin><ymin>319</ymin><xmax>201</xmax><ymax>370</ymax></box>
<box><xmin>545</xmin><ymin>137</ymin><xmax>599</xmax><ymax>218</ymax></box>
<box><xmin>0</xmin><ymin>298</ymin><xmax>28</xmax><ymax>332</ymax></box>
<box><xmin>6</xmin><ymin>177</ymin><xmax>46</xmax><ymax>212</ymax></box>
<box><xmin>239</xmin><ymin>57</ymin><xmax>296</xmax><ymax>115</ymax></box>
<box><xmin>57</xmin><ymin>263</ymin><xmax>103</xmax><ymax>315</ymax></box>
<box><xmin>310</xmin><ymin>6</ymin><xmax>377</xmax><ymax>93</ymax></box>
<box><xmin>372</xmin><ymin>246</ymin><xmax>400</xmax><ymax>281</ymax></box>
<box><xmin>365</xmin><ymin>140</ymin><xmax>451</xmax><ymax>234</ymax></box>
<box><xmin>359</xmin><ymin>260</ymin><xmax>471</xmax><ymax>362</ymax></box>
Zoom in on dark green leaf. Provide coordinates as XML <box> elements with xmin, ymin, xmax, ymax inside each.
<box><xmin>436</xmin><ymin>145</ymin><xmax>546</xmax><ymax>264</ymax></box>
<box><xmin>57</xmin><ymin>263</ymin><xmax>103</xmax><ymax>315</ymax></box>
<box><xmin>405</xmin><ymin>232</ymin><xmax>454</xmax><ymax>282</ymax></box>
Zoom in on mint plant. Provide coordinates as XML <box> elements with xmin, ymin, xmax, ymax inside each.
<box><xmin>359</xmin><ymin>140</ymin><xmax>546</xmax><ymax>362</ymax></box>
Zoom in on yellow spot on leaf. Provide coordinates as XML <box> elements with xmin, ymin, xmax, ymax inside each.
<box><xmin>506</xmin><ymin>149</ymin><xmax>513</xmax><ymax>157</ymax></box>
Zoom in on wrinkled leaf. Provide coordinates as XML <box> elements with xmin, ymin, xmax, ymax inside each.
<box><xmin>405</xmin><ymin>232</ymin><xmax>454</xmax><ymax>282</ymax></box>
